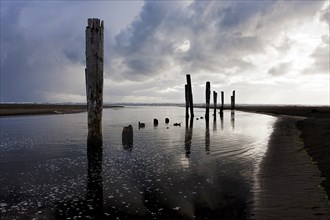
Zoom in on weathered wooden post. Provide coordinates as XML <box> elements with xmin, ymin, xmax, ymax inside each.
<box><xmin>122</xmin><ymin>125</ymin><xmax>133</xmax><ymax>150</ymax></box>
<box><xmin>233</xmin><ymin>90</ymin><xmax>236</xmax><ymax>110</ymax></box>
<box><xmin>205</xmin><ymin>81</ymin><xmax>210</xmax><ymax>120</ymax></box>
<box><xmin>213</xmin><ymin>91</ymin><xmax>217</xmax><ymax>119</ymax></box>
<box><xmin>153</xmin><ymin>119</ymin><xmax>158</xmax><ymax>126</ymax></box>
<box><xmin>230</xmin><ymin>90</ymin><xmax>236</xmax><ymax>111</ymax></box>
<box><xmin>220</xmin><ymin>91</ymin><xmax>224</xmax><ymax>115</ymax></box>
<box><xmin>85</xmin><ymin>18</ymin><xmax>104</xmax><ymax>147</ymax></box>
<box><xmin>186</xmin><ymin>74</ymin><xmax>194</xmax><ymax>117</ymax></box>
<box><xmin>185</xmin><ymin>84</ymin><xmax>189</xmax><ymax>118</ymax></box>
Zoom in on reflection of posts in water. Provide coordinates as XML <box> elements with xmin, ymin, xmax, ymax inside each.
<box><xmin>85</xmin><ymin>18</ymin><xmax>104</xmax><ymax>147</ymax></box>
<box><xmin>213</xmin><ymin>91</ymin><xmax>217</xmax><ymax>120</ymax></box>
<box><xmin>185</xmin><ymin>117</ymin><xmax>193</xmax><ymax>157</ymax></box>
<box><xmin>213</xmin><ymin>116</ymin><xmax>217</xmax><ymax>132</ymax></box>
<box><xmin>231</xmin><ymin>111</ymin><xmax>235</xmax><ymax>130</ymax></box>
<box><xmin>184</xmin><ymin>128</ymin><xmax>192</xmax><ymax>157</ymax></box>
<box><xmin>122</xmin><ymin>125</ymin><xmax>133</xmax><ymax>151</ymax></box>
<box><xmin>205</xmin><ymin>121</ymin><xmax>210</xmax><ymax>154</ymax></box>
<box><xmin>220</xmin><ymin>91</ymin><xmax>224</xmax><ymax>116</ymax></box>
<box><xmin>220</xmin><ymin>114</ymin><xmax>224</xmax><ymax>130</ymax></box>
<box><xmin>86</xmin><ymin>146</ymin><xmax>104</xmax><ymax>219</ymax></box>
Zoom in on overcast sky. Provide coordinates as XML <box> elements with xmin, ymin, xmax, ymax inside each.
<box><xmin>1</xmin><ymin>0</ymin><xmax>329</xmax><ymax>105</ymax></box>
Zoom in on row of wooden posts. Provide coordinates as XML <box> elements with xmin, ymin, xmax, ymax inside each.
<box><xmin>185</xmin><ymin>74</ymin><xmax>236</xmax><ymax>120</ymax></box>
<box><xmin>85</xmin><ymin>18</ymin><xmax>237</xmax><ymax>147</ymax></box>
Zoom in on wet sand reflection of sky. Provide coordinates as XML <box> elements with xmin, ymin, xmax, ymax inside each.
<box><xmin>0</xmin><ymin>106</ymin><xmax>275</xmax><ymax>219</ymax></box>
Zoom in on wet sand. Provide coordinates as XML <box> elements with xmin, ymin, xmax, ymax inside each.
<box><xmin>2</xmin><ymin>103</ymin><xmax>330</xmax><ymax>218</ymax></box>
<box><xmin>238</xmin><ymin>106</ymin><xmax>330</xmax><ymax>219</ymax></box>
<box><xmin>297</xmin><ymin>117</ymin><xmax>330</xmax><ymax>203</ymax></box>
<box><xmin>252</xmin><ymin>117</ymin><xmax>330</xmax><ymax>219</ymax></box>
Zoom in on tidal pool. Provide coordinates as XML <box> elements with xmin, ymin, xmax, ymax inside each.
<box><xmin>0</xmin><ymin>106</ymin><xmax>276</xmax><ymax>219</ymax></box>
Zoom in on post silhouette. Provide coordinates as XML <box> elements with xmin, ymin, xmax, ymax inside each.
<box><xmin>231</xmin><ymin>90</ymin><xmax>236</xmax><ymax>110</ymax></box>
<box><xmin>213</xmin><ymin>91</ymin><xmax>217</xmax><ymax>119</ymax></box>
<box><xmin>185</xmin><ymin>84</ymin><xmax>189</xmax><ymax>118</ymax></box>
<box><xmin>122</xmin><ymin>125</ymin><xmax>133</xmax><ymax>151</ymax></box>
<box><xmin>205</xmin><ymin>81</ymin><xmax>211</xmax><ymax>121</ymax></box>
<box><xmin>186</xmin><ymin>74</ymin><xmax>194</xmax><ymax>117</ymax></box>
<box><xmin>85</xmin><ymin>18</ymin><xmax>104</xmax><ymax>147</ymax></box>
<box><xmin>220</xmin><ymin>91</ymin><xmax>224</xmax><ymax>116</ymax></box>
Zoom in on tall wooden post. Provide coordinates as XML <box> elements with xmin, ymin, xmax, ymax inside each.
<box><xmin>205</xmin><ymin>81</ymin><xmax>210</xmax><ymax>120</ymax></box>
<box><xmin>85</xmin><ymin>18</ymin><xmax>104</xmax><ymax>147</ymax></box>
<box><xmin>213</xmin><ymin>91</ymin><xmax>217</xmax><ymax>119</ymax></box>
<box><xmin>220</xmin><ymin>91</ymin><xmax>224</xmax><ymax>115</ymax></box>
<box><xmin>233</xmin><ymin>90</ymin><xmax>236</xmax><ymax>110</ymax></box>
<box><xmin>185</xmin><ymin>84</ymin><xmax>189</xmax><ymax>118</ymax></box>
<box><xmin>231</xmin><ymin>95</ymin><xmax>234</xmax><ymax>110</ymax></box>
<box><xmin>186</xmin><ymin>74</ymin><xmax>194</xmax><ymax>117</ymax></box>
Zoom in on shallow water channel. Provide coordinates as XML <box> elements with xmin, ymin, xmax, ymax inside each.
<box><xmin>0</xmin><ymin>106</ymin><xmax>276</xmax><ymax>219</ymax></box>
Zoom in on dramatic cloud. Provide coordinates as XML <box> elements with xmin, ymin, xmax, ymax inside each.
<box><xmin>0</xmin><ymin>1</ymin><xmax>143</xmax><ymax>102</ymax></box>
<box><xmin>1</xmin><ymin>0</ymin><xmax>329</xmax><ymax>104</ymax></box>
<box><xmin>304</xmin><ymin>4</ymin><xmax>330</xmax><ymax>75</ymax></box>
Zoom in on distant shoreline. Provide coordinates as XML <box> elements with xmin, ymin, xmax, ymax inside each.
<box><xmin>0</xmin><ymin>103</ymin><xmax>123</xmax><ymax>116</ymax></box>
<box><xmin>236</xmin><ymin>105</ymin><xmax>330</xmax><ymax>118</ymax></box>
<box><xmin>1</xmin><ymin>103</ymin><xmax>329</xmax><ymax>117</ymax></box>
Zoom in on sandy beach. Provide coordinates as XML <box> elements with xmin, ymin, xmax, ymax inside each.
<box><xmin>238</xmin><ymin>106</ymin><xmax>330</xmax><ymax>219</ymax></box>
<box><xmin>252</xmin><ymin>117</ymin><xmax>330</xmax><ymax>219</ymax></box>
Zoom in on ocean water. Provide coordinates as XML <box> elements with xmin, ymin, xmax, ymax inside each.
<box><xmin>0</xmin><ymin>106</ymin><xmax>276</xmax><ymax>219</ymax></box>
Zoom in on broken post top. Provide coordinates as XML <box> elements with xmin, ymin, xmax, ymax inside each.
<box><xmin>87</xmin><ymin>18</ymin><xmax>104</xmax><ymax>29</ymax></box>
<box><xmin>86</xmin><ymin>18</ymin><xmax>104</xmax><ymax>66</ymax></box>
